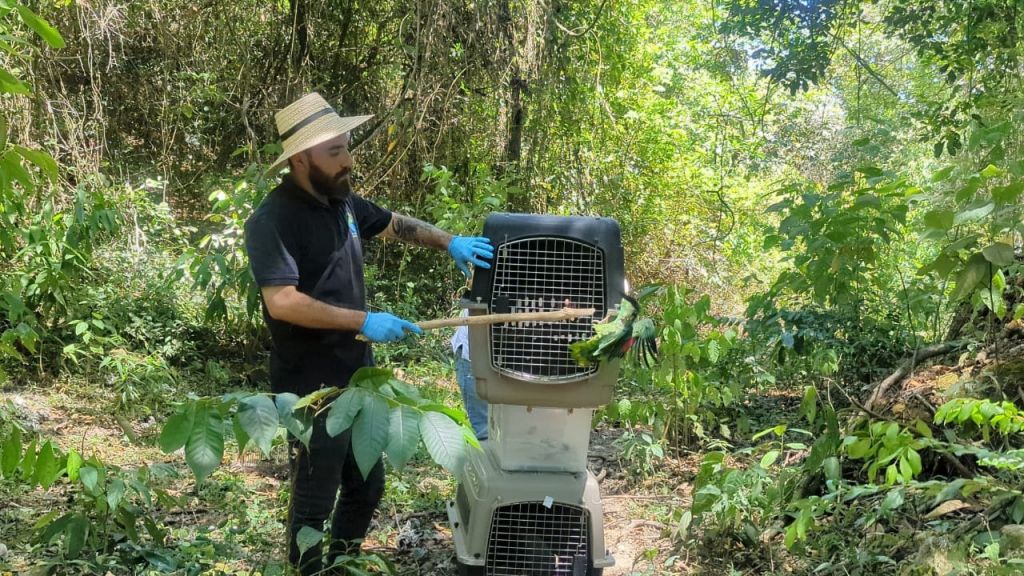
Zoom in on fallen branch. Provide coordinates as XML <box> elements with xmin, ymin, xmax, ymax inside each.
<box><xmin>865</xmin><ymin>342</ymin><xmax>965</xmax><ymax>411</ymax></box>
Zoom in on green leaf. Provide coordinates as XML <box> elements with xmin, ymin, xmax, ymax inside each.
<box><xmin>106</xmin><ymin>478</ymin><xmax>125</xmax><ymax>512</ymax></box>
<box><xmin>276</xmin><ymin>393</ymin><xmax>312</xmax><ymax>447</ymax></box>
<box><xmin>923</xmin><ymin>210</ymin><xmax>954</xmax><ymax>231</ymax></box>
<box><xmin>351</xmin><ymin>393</ymin><xmax>390</xmax><ymax>480</ymax></box>
<box><xmin>800</xmin><ymin>386</ymin><xmax>817</xmax><ymax>426</ymax></box>
<box><xmin>33</xmin><ymin>441</ymin><xmax>59</xmax><ymax>489</ymax></box>
<box><xmin>952</xmin><ymin>253</ymin><xmax>990</xmax><ymax>301</ymax></box>
<box><xmin>899</xmin><ymin>456</ymin><xmax>914</xmax><ymax>482</ymax></box>
<box><xmin>237</xmin><ymin>395</ymin><xmax>279</xmax><ymax>457</ymax></box>
<box><xmin>980</xmin><ymin>164</ymin><xmax>1003</xmax><ymax>179</ymax></box>
<box><xmin>39</xmin><ymin>513</ymin><xmax>73</xmax><ymax>546</ymax></box>
<box><xmin>20</xmin><ymin>438</ymin><xmax>36</xmax><ymax>481</ymax></box>
<box><xmin>65</xmin><ymin>448</ymin><xmax>82</xmax><ymax>482</ymax></box>
<box><xmin>419</xmin><ymin>411</ymin><xmax>466</xmax><ymax>474</ymax></box>
<box><xmin>185</xmin><ymin>402</ymin><xmax>224</xmax><ymax>483</ymax></box>
<box><xmin>65</xmin><ymin>515</ymin><xmax>88</xmax><ymax>558</ymax></box>
<box><xmin>982</xmin><ymin>243</ymin><xmax>1015</xmax><ymax>267</ymax></box>
<box><xmin>16</xmin><ymin>6</ymin><xmax>65</xmax><ymax>49</ymax></box>
<box><xmin>760</xmin><ymin>450</ymin><xmax>780</xmax><ymax>469</ymax></box>
<box><xmin>847</xmin><ymin>438</ymin><xmax>871</xmax><ymax>459</ymax></box>
<box><xmin>0</xmin><ymin>67</ymin><xmax>29</xmax><ymax>95</ymax></box>
<box><xmin>856</xmin><ymin>166</ymin><xmax>883</xmax><ymax>178</ymax></box>
<box><xmin>142</xmin><ymin>549</ymin><xmax>179</xmax><ymax>571</ymax></box>
<box><xmin>232</xmin><ymin>414</ymin><xmax>250</xmax><ymax>455</ymax></box>
<box><xmin>296</xmin><ymin>525</ymin><xmax>324</xmax><ymax>556</ymax></box>
<box><xmin>907</xmin><ymin>449</ymin><xmax>922</xmax><ymax>475</ymax></box>
<box><xmin>79</xmin><ymin>466</ymin><xmax>98</xmax><ymax>493</ymax></box>
<box><xmin>953</xmin><ymin>202</ymin><xmax>995</xmax><ymax>226</ymax></box>
<box><xmin>919</xmin><ymin>253</ymin><xmax>958</xmax><ymax>278</ymax></box>
<box><xmin>159</xmin><ymin>407</ymin><xmax>194</xmax><ymax>453</ymax></box>
<box><xmin>706</xmin><ymin>339</ymin><xmax>720</xmax><ymax>363</ymax></box>
<box><xmin>385</xmin><ymin>405</ymin><xmax>421</xmax><ymax>471</ymax></box>
<box><xmin>1</xmin><ymin>426</ymin><xmax>22</xmax><ymax>477</ymax></box>
<box><xmin>931</xmin><ymin>165</ymin><xmax>955</xmax><ymax>182</ymax></box>
<box><xmin>325</xmin><ymin>388</ymin><xmax>368</xmax><ymax>437</ymax></box>
<box><xmin>823</xmin><ymin>456</ymin><xmax>840</xmax><ymax>483</ymax></box>
<box><xmin>992</xmin><ymin>182</ymin><xmax>1024</xmax><ymax>205</ymax></box>
<box><xmin>349</xmin><ymin>367</ymin><xmax>398</xmax><ymax>391</ymax></box>
<box><xmin>14</xmin><ymin>146</ymin><xmax>58</xmax><ymax>183</ymax></box>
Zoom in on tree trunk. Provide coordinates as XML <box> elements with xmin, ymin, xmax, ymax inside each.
<box><xmin>288</xmin><ymin>0</ymin><xmax>310</xmax><ymax>87</ymax></box>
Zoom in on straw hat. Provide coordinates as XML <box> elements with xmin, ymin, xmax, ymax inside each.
<box><xmin>268</xmin><ymin>92</ymin><xmax>373</xmax><ymax>173</ymax></box>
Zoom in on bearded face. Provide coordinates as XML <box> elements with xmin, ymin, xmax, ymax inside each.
<box><xmin>306</xmin><ymin>155</ymin><xmax>353</xmax><ymax>202</ymax></box>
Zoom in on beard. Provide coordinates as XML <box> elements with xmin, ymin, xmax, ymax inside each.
<box><xmin>308</xmin><ymin>162</ymin><xmax>353</xmax><ymax>202</ymax></box>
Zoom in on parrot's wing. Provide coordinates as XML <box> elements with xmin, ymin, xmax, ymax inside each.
<box><xmin>630</xmin><ymin>318</ymin><xmax>658</xmax><ymax>368</ymax></box>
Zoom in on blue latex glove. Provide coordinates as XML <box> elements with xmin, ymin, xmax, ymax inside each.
<box><xmin>447</xmin><ymin>236</ymin><xmax>494</xmax><ymax>277</ymax></box>
<box><xmin>360</xmin><ymin>312</ymin><xmax>423</xmax><ymax>343</ymax></box>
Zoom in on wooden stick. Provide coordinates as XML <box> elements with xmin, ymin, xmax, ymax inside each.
<box><xmin>356</xmin><ymin>307</ymin><xmax>597</xmax><ymax>342</ymax></box>
<box><xmin>418</xmin><ymin>307</ymin><xmax>596</xmax><ymax>329</ymax></box>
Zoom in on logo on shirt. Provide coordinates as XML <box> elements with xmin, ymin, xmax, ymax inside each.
<box><xmin>345</xmin><ymin>209</ymin><xmax>359</xmax><ymax>239</ymax></box>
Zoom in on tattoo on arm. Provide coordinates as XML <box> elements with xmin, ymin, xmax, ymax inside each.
<box><xmin>385</xmin><ymin>214</ymin><xmax>452</xmax><ymax>250</ymax></box>
<box><xmin>391</xmin><ymin>216</ymin><xmax>424</xmax><ymax>242</ymax></box>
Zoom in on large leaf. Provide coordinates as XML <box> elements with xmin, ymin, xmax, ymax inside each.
<box><xmin>33</xmin><ymin>441</ymin><xmax>60</xmax><ymax>490</ymax></box>
<box><xmin>385</xmin><ymin>406</ymin><xmax>421</xmax><ymax>471</ymax></box>
<box><xmin>982</xmin><ymin>242</ymin><xmax>1015</xmax><ymax>267</ymax></box>
<box><xmin>65</xmin><ymin>448</ymin><xmax>82</xmax><ymax>482</ymax></box>
<box><xmin>106</xmin><ymin>478</ymin><xmax>126</xmax><ymax>512</ymax></box>
<box><xmin>185</xmin><ymin>402</ymin><xmax>224</xmax><ymax>483</ymax></box>
<box><xmin>349</xmin><ymin>367</ymin><xmax>396</xmax><ymax>391</ymax></box>
<box><xmin>1</xmin><ymin>427</ymin><xmax>22</xmax><ymax>477</ymax></box>
<box><xmin>952</xmin><ymin>253</ymin><xmax>990</xmax><ymax>301</ymax></box>
<box><xmin>418</xmin><ymin>411</ymin><xmax>466</xmax><ymax>474</ymax></box>
<box><xmin>14</xmin><ymin>146</ymin><xmax>58</xmax><ymax>183</ymax></box>
<box><xmin>65</xmin><ymin>515</ymin><xmax>89</xmax><ymax>558</ymax></box>
<box><xmin>0</xmin><ymin>67</ymin><xmax>29</xmax><ymax>95</ymax></box>
<box><xmin>159</xmin><ymin>407</ymin><xmax>194</xmax><ymax>453</ymax></box>
<box><xmin>325</xmin><ymin>388</ymin><xmax>368</xmax><ymax>437</ymax></box>
<box><xmin>923</xmin><ymin>210</ymin><xmax>954</xmax><ymax>231</ymax></box>
<box><xmin>953</xmin><ymin>202</ymin><xmax>995</xmax><ymax>226</ymax></box>
<box><xmin>16</xmin><ymin>6</ymin><xmax>66</xmax><ymax>49</ymax></box>
<box><xmin>20</xmin><ymin>438</ymin><xmax>36</xmax><ymax>481</ymax></box>
<box><xmin>237</xmin><ymin>395</ymin><xmax>279</xmax><ymax>456</ymax></box>
<box><xmin>276</xmin><ymin>392</ymin><xmax>312</xmax><ymax>447</ymax></box>
<box><xmin>351</xmin><ymin>394</ymin><xmax>390</xmax><ymax>480</ymax></box>
<box><xmin>296</xmin><ymin>525</ymin><xmax>324</xmax><ymax>557</ymax></box>
<box><xmin>232</xmin><ymin>415</ymin><xmax>250</xmax><ymax>455</ymax></box>
<box><xmin>78</xmin><ymin>466</ymin><xmax>99</xmax><ymax>494</ymax></box>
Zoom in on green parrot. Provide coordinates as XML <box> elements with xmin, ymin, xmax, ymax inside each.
<box><xmin>570</xmin><ymin>296</ymin><xmax>658</xmax><ymax>368</ymax></box>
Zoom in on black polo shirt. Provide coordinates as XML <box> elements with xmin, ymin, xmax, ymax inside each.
<box><xmin>244</xmin><ymin>175</ymin><xmax>391</xmax><ymax>396</ymax></box>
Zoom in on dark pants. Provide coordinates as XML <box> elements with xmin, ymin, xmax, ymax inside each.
<box><xmin>288</xmin><ymin>415</ymin><xmax>385</xmax><ymax>575</ymax></box>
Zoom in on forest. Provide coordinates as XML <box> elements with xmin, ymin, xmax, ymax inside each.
<box><xmin>1</xmin><ymin>0</ymin><xmax>1023</xmax><ymax>574</ymax></box>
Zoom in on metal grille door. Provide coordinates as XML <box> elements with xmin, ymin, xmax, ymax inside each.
<box><xmin>486</xmin><ymin>502</ymin><xmax>590</xmax><ymax>576</ymax></box>
<box><xmin>490</xmin><ymin>237</ymin><xmax>604</xmax><ymax>381</ymax></box>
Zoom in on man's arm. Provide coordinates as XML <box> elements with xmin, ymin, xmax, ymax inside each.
<box><xmin>379</xmin><ymin>213</ymin><xmax>453</xmax><ymax>250</ymax></box>
<box><xmin>261</xmin><ymin>285</ymin><xmax>366</xmax><ymax>330</ymax></box>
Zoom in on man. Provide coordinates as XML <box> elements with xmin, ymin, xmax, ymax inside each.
<box><xmin>244</xmin><ymin>92</ymin><xmax>493</xmax><ymax>574</ymax></box>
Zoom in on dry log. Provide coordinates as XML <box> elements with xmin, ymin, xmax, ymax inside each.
<box><xmin>865</xmin><ymin>342</ymin><xmax>966</xmax><ymax>411</ymax></box>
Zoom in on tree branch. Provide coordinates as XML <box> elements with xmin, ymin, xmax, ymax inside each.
<box><xmin>865</xmin><ymin>342</ymin><xmax>966</xmax><ymax>411</ymax></box>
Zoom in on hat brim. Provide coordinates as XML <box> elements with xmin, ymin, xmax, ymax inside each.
<box><xmin>267</xmin><ymin>113</ymin><xmax>374</xmax><ymax>174</ymax></box>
